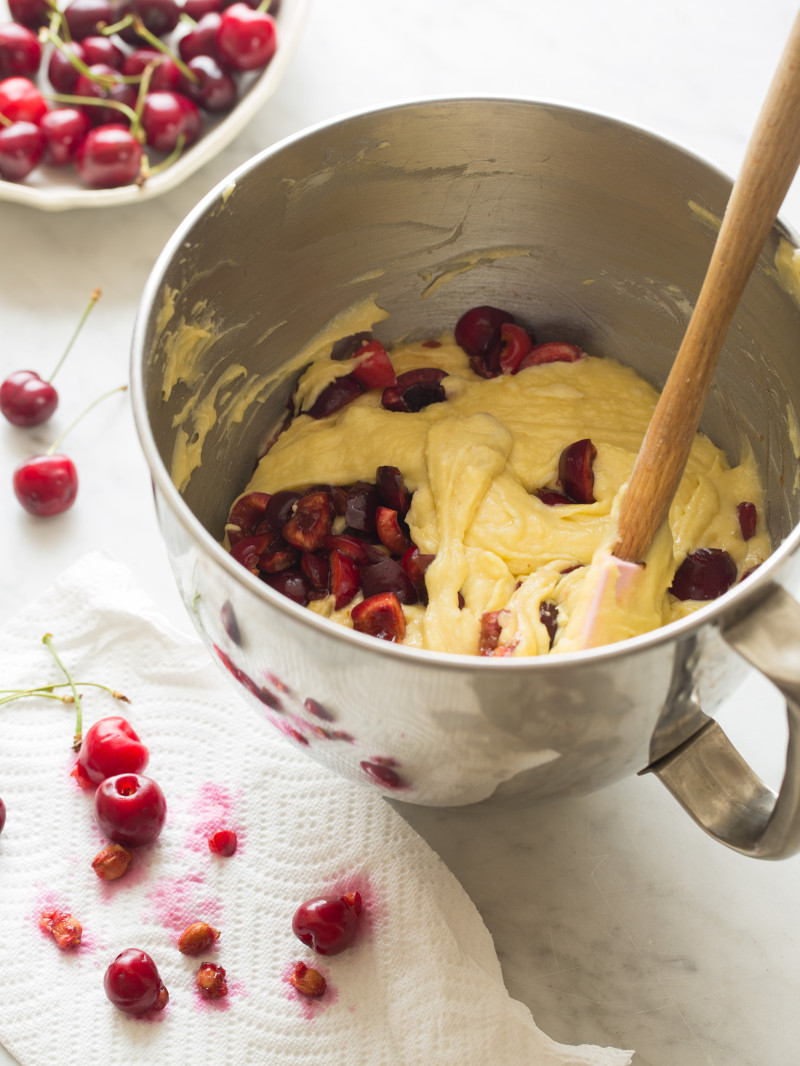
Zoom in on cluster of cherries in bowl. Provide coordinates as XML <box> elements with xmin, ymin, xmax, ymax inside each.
<box><xmin>227</xmin><ymin>464</ymin><xmax>430</xmax><ymax>645</ymax></box>
<box><xmin>0</xmin><ymin>0</ymin><xmax>279</xmax><ymax>187</ymax></box>
<box><xmin>225</xmin><ymin>303</ymin><xmax>762</xmax><ymax>651</ymax></box>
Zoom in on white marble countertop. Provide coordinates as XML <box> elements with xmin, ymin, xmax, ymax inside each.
<box><xmin>2</xmin><ymin>1</ymin><xmax>800</xmax><ymax>1063</ymax></box>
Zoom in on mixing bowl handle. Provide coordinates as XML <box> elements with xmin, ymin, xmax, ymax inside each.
<box><xmin>644</xmin><ymin>583</ymin><xmax>800</xmax><ymax>859</ymax></box>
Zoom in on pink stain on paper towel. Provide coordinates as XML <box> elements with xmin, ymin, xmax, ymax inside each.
<box><xmin>144</xmin><ymin>871</ymin><xmax>222</xmax><ymax>936</ymax></box>
<box><xmin>192</xmin><ymin>974</ymin><xmax>249</xmax><ymax>1013</ymax></box>
<box><xmin>320</xmin><ymin>870</ymin><xmax>380</xmax><ymax>947</ymax></box>
<box><xmin>186</xmin><ymin>782</ymin><xmax>244</xmax><ymax>856</ymax></box>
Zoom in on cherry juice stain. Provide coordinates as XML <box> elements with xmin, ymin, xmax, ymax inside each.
<box><xmin>143</xmin><ymin>871</ymin><xmax>222</xmax><ymax>935</ymax></box>
<box><xmin>95</xmin><ymin>845</ymin><xmax>157</xmax><ymax>900</ymax></box>
<box><xmin>192</xmin><ymin>976</ymin><xmax>248</xmax><ymax>1013</ymax></box>
<box><xmin>320</xmin><ymin>870</ymin><xmax>380</xmax><ymax>947</ymax></box>
<box><xmin>185</xmin><ymin>781</ymin><xmax>244</xmax><ymax>856</ymax></box>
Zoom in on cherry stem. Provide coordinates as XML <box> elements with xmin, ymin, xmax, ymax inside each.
<box><xmin>0</xmin><ymin>113</ymin><xmax>10</xmax><ymax>128</ymax></box>
<box><xmin>0</xmin><ymin>689</ymin><xmax>73</xmax><ymax>706</ymax></box>
<box><xmin>46</xmin><ymin>384</ymin><xmax>127</xmax><ymax>458</ymax></box>
<box><xmin>0</xmin><ymin>681</ymin><xmax>129</xmax><ymax>704</ymax></box>
<box><xmin>48</xmin><ymin>92</ymin><xmax>142</xmax><ymax>137</ymax></box>
<box><xmin>104</xmin><ymin>14</ymin><xmax>198</xmax><ymax>83</ymax></box>
<box><xmin>48</xmin><ymin>287</ymin><xmax>101</xmax><ymax>384</ymax></box>
<box><xmin>40</xmin><ymin>0</ymin><xmax>70</xmax><ymax>44</ymax></box>
<box><xmin>132</xmin><ymin>60</ymin><xmax>155</xmax><ymax>125</ymax></box>
<box><xmin>42</xmin><ymin>27</ymin><xmax>116</xmax><ymax>87</ymax></box>
<box><xmin>143</xmin><ymin>133</ymin><xmax>186</xmax><ymax>179</ymax></box>
<box><xmin>42</xmin><ymin>633</ymin><xmax>83</xmax><ymax>750</ymax></box>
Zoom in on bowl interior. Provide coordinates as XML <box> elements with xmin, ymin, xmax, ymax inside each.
<box><xmin>136</xmin><ymin>98</ymin><xmax>800</xmax><ymax>557</ymax></box>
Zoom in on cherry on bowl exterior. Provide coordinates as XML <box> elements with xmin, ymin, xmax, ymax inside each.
<box><xmin>94</xmin><ymin>773</ymin><xmax>167</xmax><ymax>847</ymax></box>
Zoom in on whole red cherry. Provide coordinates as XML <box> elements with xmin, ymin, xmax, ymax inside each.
<box><xmin>0</xmin><ymin>796</ymin><xmax>6</xmax><ymax>835</ymax></box>
<box><xmin>215</xmin><ymin>3</ymin><xmax>276</xmax><ymax>71</ymax></box>
<box><xmin>0</xmin><ymin>119</ymin><xmax>44</xmax><ymax>181</ymax></box>
<box><xmin>0</xmin><ymin>370</ymin><xmax>58</xmax><ymax>426</ymax></box>
<box><xmin>292</xmin><ymin>891</ymin><xmax>362</xmax><ymax>956</ymax></box>
<box><xmin>75</xmin><ymin>124</ymin><xmax>143</xmax><ymax>189</ymax></box>
<box><xmin>78</xmin><ymin>716</ymin><xmax>149</xmax><ymax>786</ymax></box>
<box><xmin>104</xmin><ymin>948</ymin><xmax>168</xmax><ymax>1014</ymax></box>
<box><xmin>13</xmin><ymin>453</ymin><xmax>78</xmax><ymax>516</ymax></box>
<box><xmin>0</xmin><ymin>75</ymin><xmax>48</xmax><ymax>124</ymax></box>
<box><xmin>94</xmin><ymin>773</ymin><xmax>167</xmax><ymax>847</ymax></box>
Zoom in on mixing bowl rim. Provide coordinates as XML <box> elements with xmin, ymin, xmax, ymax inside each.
<box><xmin>129</xmin><ymin>93</ymin><xmax>800</xmax><ymax>671</ymax></box>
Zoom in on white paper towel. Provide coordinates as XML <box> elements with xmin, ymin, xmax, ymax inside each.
<box><xmin>0</xmin><ymin>552</ymin><xmax>633</xmax><ymax>1066</ymax></box>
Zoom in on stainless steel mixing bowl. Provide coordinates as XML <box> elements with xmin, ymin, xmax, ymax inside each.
<box><xmin>131</xmin><ymin>97</ymin><xmax>800</xmax><ymax>858</ymax></box>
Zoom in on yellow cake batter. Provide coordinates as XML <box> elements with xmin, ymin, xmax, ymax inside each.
<box><xmin>236</xmin><ymin>334</ymin><xmax>767</xmax><ymax>657</ymax></box>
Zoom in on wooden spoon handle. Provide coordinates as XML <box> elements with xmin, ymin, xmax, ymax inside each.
<box><xmin>613</xmin><ymin>11</ymin><xmax>800</xmax><ymax>564</ymax></box>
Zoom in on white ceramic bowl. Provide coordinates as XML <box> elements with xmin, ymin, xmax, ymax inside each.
<box><xmin>0</xmin><ymin>0</ymin><xmax>309</xmax><ymax>210</ymax></box>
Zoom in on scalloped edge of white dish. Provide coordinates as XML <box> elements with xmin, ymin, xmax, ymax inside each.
<box><xmin>0</xmin><ymin>0</ymin><xmax>310</xmax><ymax>210</ymax></box>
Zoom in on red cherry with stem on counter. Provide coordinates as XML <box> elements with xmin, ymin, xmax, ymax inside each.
<box><xmin>1</xmin><ymin>287</ymin><xmax>101</xmax><ymax>427</ymax></box>
<box><xmin>292</xmin><ymin>892</ymin><xmax>363</xmax><ymax>956</ymax></box>
<box><xmin>78</xmin><ymin>716</ymin><xmax>149</xmax><ymax>786</ymax></box>
<box><xmin>13</xmin><ymin>382</ymin><xmax>127</xmax><ymax>516</ymax></box>
<box><xmin>13</xmin><ymin>453</ymin><xmax>78</xmax><ymax>516</ymax></box>
<box><xmin>94</xmin><ymin>773</ymin><xmax>167</xmax><ymax>847</ymax></box>
<box><xmin>104</xmin><ymin>949</ymin><xmax>168</xmax><ymax>1014</ymax></box>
